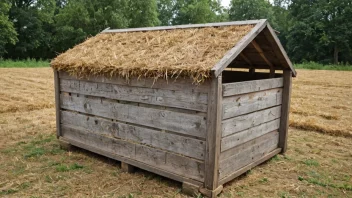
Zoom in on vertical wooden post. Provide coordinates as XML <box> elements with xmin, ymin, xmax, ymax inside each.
<box><xmin>53</xmin><ymin>69</ymin><xmax>61</xmax><ymax>138</ymax></box>
<box><xmin>203</xmin><ymin>74</ymin><xmax>223</xmax><ymax>195</ymax></box>
<box><xmin>279</xmin><ymin>70</ymin><xmax>292</xmax><ymax>153</ymax></box>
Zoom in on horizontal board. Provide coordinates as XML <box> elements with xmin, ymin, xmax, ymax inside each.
<box><xmin>59</xmin><ymin>71</ymin><xmax>210</xmax><ymax>93</ymax></box>
<box><xmin>221</xmin><ymin>119</ymin><xmax>280</xmax><ymax>152</ymax></box>
<box><xmin>222</xmin><ymin>88</ymin><xmax>282</xmax><ymax>119</ymax></box>
<box><xmin>60</xmin><ymin>93</ymin><xmax>207</xmax><ymax>138</ymax></box>
<box><xmin>61</xmin><ymin>125</ymin><xmax>205</xmax><ymax>181</ymax></box>
<box><xmin>220</xmin><ymin>131</ymin><xmax>279</xmax><ymax>161</ymax></box>
<box><xmin>218</xmin><ymin>148</ymin><xmax>281</xmax><ymax>185</ymax></box>
<box><xmin>219</xmin><ymin>132</ymin><xmax>279</xmax><ymax>179</ymax></box>
<box><xmin>223</xmin><ymin>77</ymin><xmax>283</xmax><ymax>96</ymax></box>
<box><xmin>222</xmin><ymin>106</ymin><xmax>281</xmax><ymax>137</ymax></box>
<box><xmin>61</xmin><ymin>111</ymin><xmax>205</xmax><ymax>160</ymax></box>
<box><xmin>60</xmin><ymin>79</ymin><xmax>208</xmax><ymax>112</ymax></box>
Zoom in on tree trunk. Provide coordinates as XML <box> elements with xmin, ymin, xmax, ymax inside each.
<box><xmin>334</xmin><ymin>45</ymin><xmax>339</xmax><ymax>64</ymax></box>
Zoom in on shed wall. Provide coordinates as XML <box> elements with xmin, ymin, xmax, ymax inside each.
<box><xmin>57</xmin><ymin>72</ymin><xmax>210</xmax><ymax>184</ymax></box>
<box><xmin>219</xmin><ymin>77</ymin><xmax>283</xmax><ymax>181</ymax></box>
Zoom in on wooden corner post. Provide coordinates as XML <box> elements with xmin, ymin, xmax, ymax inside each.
<box><xmin>53</xmin><ymin>69</ymin><xmax>61</xmax><ymax>138</ymax></box>
<box><xmin>203</xmin><ymin>74</ymin><xmax>223</xmax><ymax>197</ymax></box>
<box><xmin>279</xmin><ymin>70</ymin><xmax>292</xmax><ymax>153</ymax></box>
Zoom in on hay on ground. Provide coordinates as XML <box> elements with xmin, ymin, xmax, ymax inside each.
<box><xmin>51</xmin><ymin>25</ymin><xmax>254</xmax><ymax>83</ymax></box>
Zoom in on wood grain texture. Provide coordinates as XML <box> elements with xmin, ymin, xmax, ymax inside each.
<box><xmin>60</xmin><ymin>93</ymin><xmax>207</xmax><ymax>138</ymax></box>
<box><xmin>222</xmin><ymin>88</ymin><xmax>283</xmax><ymax>119</ymax></box>
<box><xmin>222</xmin><ymin>106</ymin><xmax>281</xmax><ymax>137</ymax></box>
<box><xmin>219</xmin><ymin>131</ymin><xmax>279</xmax><ymax>179</ymax></box>
<box><xmin>61</xmin><ymin>125</ymin><xmax>205</xmax><ymax>181</ymax></box>
<box><xmin>279</xmin><ymin>70</ymin><xmax>292</xmax><ymax>153</ymax></box>
<box><xmin>212</xmin><ymin>19</ymin><xmax>267</xmax><ymax>77</ymax></box>
<box><xmin>59</xmin><ymin>136</ymin><xmax>203</xmax><ymax>186</ymax></box>
<box><xmin>59</xmin><ymin>71</ymin><xmax>210</xmax><ymax>93</ymax></box>
<box><xmin>204</xmin><ymin>76</ymin><xmax>222</xmax><ymax>190</ymax></box>
<box><xmin>220</xmin><ymin>131</ymin><xmax>279</xmax><ymax>161</ymax></box>
<box><xmin>218</xmin><ymin>148</ymin><xmax>281</xmax><ymax>185</ymax></box>
<box><xmin>61</xmin><ymin>110</ymin><xmax>206</xmax><ymax>160</ymax></box>
<box><xmin>53</xmin><ymin>69</ymin><xmax>61</xmax><ymax>138</ymax></box>
<box><xmin>223</xmin><ymin>77</ymin><xmax>283</xmax><ymax>96</ymax></box>
<box><xmin>60</xmin><ymin>79</ymin><xmax>208</xmax><ymax>112</ymax></box>
<box><xmin>221</xmin><ymin>119</ymin><xmax>280</xmax><ymax>152</ymax></box>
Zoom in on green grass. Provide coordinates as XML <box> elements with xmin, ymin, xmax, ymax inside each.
<box><xmin>295</xmin><ymin>62</ymin><xmax>352</xmax><ymax>71</ymax></box>
<box><xmin>0</xmin><ymin>58</ymin><xmax>49</xmax><ymax>68</ymax></box>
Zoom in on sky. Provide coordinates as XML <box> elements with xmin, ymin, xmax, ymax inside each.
<box><xmin>221</xmin><ymin>0</ymin><xmax>231</xmax><ymax>7</ymax></box>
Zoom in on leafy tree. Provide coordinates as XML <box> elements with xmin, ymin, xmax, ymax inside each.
<box><xmin>287</xmin><ymin>0</ymin><xmax>352</xmax><ymax>64</ymax></box>
<box><xmin>173</xmin><ymin>0</ymin><xmax>226</xmax><ymax>25</ymax></box>
<box><xmin>5</xmin><ymin>0</ymin><xmax>56</xmax><ymax>59</ymax></box>
<box><xmin>228</xmin><ymin>0</ymin><xmax>274</xmax><ymax>22</ymax></box>
<box><xmin>0</xmin><ymin>0</ymin><xmax>17</xmax><ymax>57</ymax></box>
<box><xmin>157</xmin><ymin>0</ymin><xmax>175</xmax><ymax>26</ymax></box>
<box><xmin>52</xmin><ymin>0</ymin><xmax>129</xmax><ymax>54</ymax></box>
<box><xmin>128</xmin><ymin>0</ymin><xmax>160</xmax><ymax>28</ymax></box>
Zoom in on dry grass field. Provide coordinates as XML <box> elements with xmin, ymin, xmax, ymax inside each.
<box><xmin>0</xmin><ymin>68</ymin><xmax>351</xmax><ymax>197</ymax></box>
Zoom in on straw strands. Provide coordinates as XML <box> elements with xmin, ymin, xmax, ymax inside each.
<box><xmin>51</xmin><ymin>25</ymin><xmax>253</xmax><ymax>83</ymax></box>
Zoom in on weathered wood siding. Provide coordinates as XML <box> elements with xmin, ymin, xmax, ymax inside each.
<box><xmin>219</xmin><ymin>77</ymin><xmax>283</xmax><ymax>180</ymax></box>
<box><xmin>58</xmin><ymin>72</ymin><xmax>209</xmax><ymax>183</ymax></box>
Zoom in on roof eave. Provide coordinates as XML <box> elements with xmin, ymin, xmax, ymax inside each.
<box><xmin>211</xmin><ymin>19</ymin><xmax>297</xmax><ymax>78</ymax></box>
<box><xmin>211</xmin><ymin>19</ymin><xmax>268</xmax><ymax>77</ymax></box>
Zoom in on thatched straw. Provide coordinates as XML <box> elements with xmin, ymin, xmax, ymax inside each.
<box><xmin>51</xmin><ymin>25</ymin><xmax>253</xmax><ymax>83</ymax></box>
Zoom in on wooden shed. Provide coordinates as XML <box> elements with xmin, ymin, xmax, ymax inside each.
<box><xmin>51</xmin><ymin>19</ymin><xmax>296</xmax><ymax>197</ymax></box>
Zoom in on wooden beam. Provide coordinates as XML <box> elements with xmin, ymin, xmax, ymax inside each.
<box><xmin>251</xmin><ymin>40</ymin><xmax>276</xmax><ymax>78</ymax></box>
<box><xmin>102</xmin><ymin>20</ymin><xmax>261</xmax><ymax>33</ymax></box>
<box><xmin>265</xmin><ymin>24</ymin><xmax>297</xmax><ymax>77</ymax></box>
<box><xmin>204</xmin><ymin>75</ymin><xmax>222</xmax><ymax>190</ymax></box>
<box><xmin>240</xmin><ymin>53</ymin><xmax>253</xmax><ymax>66</ymax></box>
<box><xmin>279</xmin><ymin>70</ymin><xmax>292</xmax><ymax>153</ymax></box>
<box><xmin>212</xmin><ymin>19</ymin><xmax>268</xmax><ymax>77</ymax></box>
<box><xmin>53</xmin><ymin>69</ymin><xmax>61</xmax><ymax>138</ymax></box>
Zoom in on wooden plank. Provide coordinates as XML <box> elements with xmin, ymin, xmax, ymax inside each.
<box><xmin>61</xmin><ymin>111</ymin><xmax>206</xmax><ymax>160</ymax></box>
<box><xmin>60</xmin><ymin>93</ymin><xmax>206</xmax><ymax>138</ymax></box>
<box><xmin>222</xmin><ymin>106</ymin><xmax>281</xmax><ymax>137</ymax></box>
<box><xmin>251</xmin><ymin>40</ymin><xmax>275</xmax><ymax>76</ymax></box>
<box><xmin>59</xmin><ymin>71</ymin><xmax>210</xmax><ymax>93</ymax></box>
<box><xmin>102</xmin><ymin>20</ymin><xmax>261</xmax><ymax>33</ymax></box>
<box><xmin>279</xmin><ymin>70</ymin><xmax>292</xmax><ymax>153</ymax></box>
<box><xmin>53</xmin><ymin>69</ymin><xmax>61</xmax><ymax>138</ymax></box>
<box><xmin>265</xmin><ymin>24</ymin><xmax>297</xmax><ymax>77</ymax></box>
<box><xmin>61</xmin><ymin>125</ymin><xmax>205</xmax><ymax>182</ymax></box>
<box><xmin>58</xmin><ymin>137</ymin><xmax>203</xmax><ymax>187</ymax></box>
<box><xmin>121</xmin><ymin>162</ymin><xmax>135</xmax><ymax>173</ymax></box>
<box><xmin>222</xmin><ymin>88</ymin><xmax>283</xmax><ymax>119</ymax></box>
<box><xmin>219</xmin><ymin>131</ymin><xmax>279</xmax><ymax>179</ymax></box>
<box><xmin>223</xmin><ymin>77</ymin><xmax>283</xmax><ymax>97</ymax></box>
<box><xmin>204</xmin><ymin>75</ymin><xmax>222</xmax><ymax>190</ymax></box>
<box><xmin>220</xmin><ymin>131</ymin><xmax>279</xmax><ymax>161</ymax></box>
<box><xmin>60</xmin><ymin>79</ymin><xmax>208</xmax><ymax>112</ymax></box>
<box><xmin>221</xmin><ymin>119</ymin><xmax>280</xmax><ymax>152</ymax></box>
<box><xmin>218</xmin><ymin>148</ymin><xmax>281</xmax><ymax>185</ymax></box>
<box><xmin>212</xmin><ymin>19</ymin><xmax>268</xmax><ymax>77</ymax></box>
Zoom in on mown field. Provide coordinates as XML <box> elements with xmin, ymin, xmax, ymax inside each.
<box><xmin>0</xmin><ymin>68</ymin><xmax>351</xmax><ymax>197</ymax></box>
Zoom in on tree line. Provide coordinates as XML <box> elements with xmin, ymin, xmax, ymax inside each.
<box><xmin>0</xmin><ymin>0</ymin><xmax>351</xmax><ymax>64</ymax></box>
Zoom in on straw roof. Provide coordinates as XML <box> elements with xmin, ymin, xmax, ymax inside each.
<box><xmin>51</xmin><ymin>25</ymin><xmax>254</xmax><ymax>83</ymax></box>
